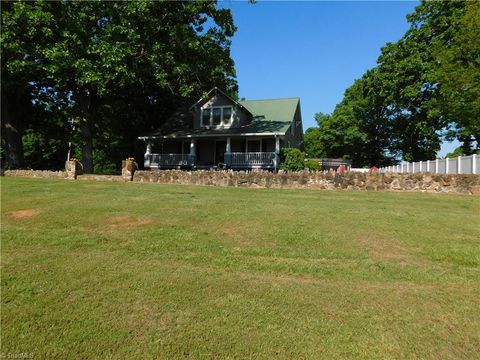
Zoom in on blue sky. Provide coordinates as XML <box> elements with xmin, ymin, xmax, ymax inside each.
<box><xmin>221</xmin><ymin>0</ymin><xmax>459</xmax><ymax>157</ymax></box>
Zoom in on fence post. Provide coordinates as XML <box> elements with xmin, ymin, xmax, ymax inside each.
<box><xmin>419</xmin><ymin>161</ymin><xmax>423</xmax><ymax>172</ymax></box>
<box><xmin>473</xmin><ymin>154</ymin><xmax>477</xmax><ymax>174</ymax></box>
<box><xmin>426</xmin><ymin>160</ymin><xmax>430</xmax><ymax>172</ymax></box>
<box><xmin>458</xmin><ymin>155</ymin><xmax>462</xmax><ymax>174</ymax></box>
<box><xmin>406</xmin><ymin>162</ymin><xmax>410</xmax><ymax>173</ymax></box>
<box><xmin>435</xmin><ymin>159</ymin><xmax>439</xmax><ymax>174</ymax></box>
<box><xmin>446</xmin><ymin>157</ymin><xmax>449</xmax><ymax>174</ymax></box>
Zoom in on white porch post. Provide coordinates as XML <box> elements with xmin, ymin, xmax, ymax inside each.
<box><xmin>144</xmin><ymin>140</ymin><xmax>152</xmax><ymax>168</ymax></box>
<box><xmin>224</xmin><ymin>137</ymin><xmax>232</xmax><ymax>167</ymax></box>
<box><xmin>226</xmin><ymin>137</ymin><xmax>231</xmax><ymax>153</ymax></box>
<box><xmin>189</xmin><ymin>138</ymin><xmax>196</xmax><ymax>155</ymax></box>
<box><xmin>189</xmin><ymin>138</ymin><xmax>196</xmax><ymax>167</ymax></box>
<box><xmin>274</xmin><ymin>136</ymin><xmax>280</xmax><ymax>172</ymax></box>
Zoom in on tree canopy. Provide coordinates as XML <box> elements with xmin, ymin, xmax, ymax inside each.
<box><xmin>305</xmin><ymin>0</ymin><xmax>479</xmax><ymax>166</ymax></box>
<box><xmin>1</xmin><ymin>0</ymin><xmax>238</xmax><ymax>172</ymax></box>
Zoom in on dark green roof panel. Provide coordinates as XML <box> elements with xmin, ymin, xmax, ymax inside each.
<box><xmin>143</xmin><ymin>96</ymin><xmax>299</xmax><ymax>138</ymax></box>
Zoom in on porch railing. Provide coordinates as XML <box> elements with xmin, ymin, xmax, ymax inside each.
<box><xmin>229</xmin><ymin>152</ymin><xmax>276</xmax><ymax>167</ymax></box>
<box><xmin>145</xmin><ymin>153</ymin><xmax>195</xmax><ymax>168</ymax></box>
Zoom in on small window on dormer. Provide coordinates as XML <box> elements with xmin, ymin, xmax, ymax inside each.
<box><xmin>202</xmin><ymin>108</ymin><xmax>211</xmax><ymax>127</ymax></box>
<box><xmin>201</xmin><ymin>106</ymin><xmax>233</xmax><ymax>128</ymax></box>
<box><xmin>212</xmin><ymin>108</ymin><xmax>221</xmax><ymax>126</ymax></box>
<box><xmin>223</xmin><ymin>107</ymin><xmax>232</xmax><ymax>125</ymax></box>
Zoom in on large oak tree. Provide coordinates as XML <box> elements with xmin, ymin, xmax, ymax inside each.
<box><xmin>1</xmin><ymin>0</ymin><xmax>238</xmax><ymax>172</ymax></box>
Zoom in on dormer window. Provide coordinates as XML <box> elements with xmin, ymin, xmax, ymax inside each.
<box><xmin>201</xmin><ymin>106</ymin><xmax>232</xmax><ymax>128</ymax></box>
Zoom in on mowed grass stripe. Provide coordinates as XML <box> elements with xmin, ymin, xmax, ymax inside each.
<box><xmin>1</xmin><ymin>177</ymin><xmax>479</xmax><ymax>358</ymax></box>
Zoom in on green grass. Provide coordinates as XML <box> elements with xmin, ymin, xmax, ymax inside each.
<box><xmin>1</xmin><ymin>177</ymin><xmax>479</xmax><ymax>359</ymax></box>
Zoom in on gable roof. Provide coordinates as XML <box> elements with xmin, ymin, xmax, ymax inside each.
<box><xmin>239</xmin><ymin>97</ymin><xmax>299</xmax><ymax>134</ymax></box>
<box><xmin>190</xmin><ymin>87</ymin><xmax>252</xmax><ymax>117</ymax></box>
<box><xmin>239</xmin><ymin>98</ymin><xmax>300</xmax><ymax>124</ymax></box>
<box><xmin>140</xmin><ymin>93</ymin><xmax>300</xmax><ymax>139</ymax></box>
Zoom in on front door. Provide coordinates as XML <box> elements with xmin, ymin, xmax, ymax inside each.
<box><xmin>215</xmin><ymin>140</ymin><xmax>226</xmax><ymax>165</ymax></box>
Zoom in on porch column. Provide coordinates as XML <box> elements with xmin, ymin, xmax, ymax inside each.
<box><xmin>189</xmin><ymin>139</ymin><xmax>196</xmax><ymax>167</ymax></box>
<box><xmin>224</xmin><ymin>137</ymin><xmax>232</xmax><ymax>167</ymax></box>
<box><xmin>144</xmin><ymin>140</ymin><xmax>152</xmax><ymax>169</ymax></box>
<box><xmin>226</xmin><ymin>137</ymin><xmax>231</xmax><ymax>153</ymax></box>
<box><xmin>274</xmin><ymin>135</ymin><xmax>280</xmax><ymax>172</ymax></box>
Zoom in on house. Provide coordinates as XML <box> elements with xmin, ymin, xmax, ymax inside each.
<box><xmin>139</xmin><ymin>87</ymin><xmax>304</xmax><ymax>170</ymax></box>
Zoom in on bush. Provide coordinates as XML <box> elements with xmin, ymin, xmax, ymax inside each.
<box><xmin>280</xmin><ymin>148</ymin><xmax>305</xmax><ymax>171</ymax></box>
<box><xmin>305</xmin><ymin>159</ymin><xmax>321</xmax><ymax>171</ymax></box>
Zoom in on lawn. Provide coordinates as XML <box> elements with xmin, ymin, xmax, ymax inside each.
<box><xmin>1</xmin><ymin>177</ymin><xmax>479</xmax><ymax>359</ymax></box>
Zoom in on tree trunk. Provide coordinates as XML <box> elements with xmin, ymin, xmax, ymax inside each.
<box><xmin>74</xmin><ymin>89</ymin><xmax>98</xmax><ymax>174</ymax></box>
<box><xmin>80</xmin><ymin>119</ymin><xmax>94</xmax><ymax>173</ymax></box>
<box><xmin>1</xmin><ymin>95</ymin><xmax>25</xmax><ymax>169</ymax></box>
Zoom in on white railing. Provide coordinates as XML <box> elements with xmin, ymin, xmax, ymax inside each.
<box><xmin>379</xmin><ymin>154</ymin><xmax>478</xmax><ymax>174</ymax></box>
<box><xmin>230</xmin><ymin>152</ymin><xmax>276</xmax><ymax>166</ymax></box>
<box><xmin>146</xmin><ymin>153</ymin><xmax>193</xmax><ymax>168</ymax></box>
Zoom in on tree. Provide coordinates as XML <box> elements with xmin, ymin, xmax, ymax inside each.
<box><xmin>305</xmin><ymin>76</ymin><xmax>394</xmax><ymax>168</ymax></box>
<box><xmin>304</xmin><ymin>112</ymin><xmax>330</xmax><ymax>158</ymax></box>
<box><xmin>310</xmin><ymin>1</ymin><xmax>475</xmax><ymax>164</ymax></box>
<box><xmin>432</xmin><ymin>1</ymin><xmax>480</xmax><ymax>154</ymax></box>
<box><xmin>1</xmin><ymin>1</ymin><xmax>56</xmax><ymax>168</ymax></box>
<box><xmin>1</xmin><ymin>1</ymin><xmax>238</xmax><ymax>172</ymax></box>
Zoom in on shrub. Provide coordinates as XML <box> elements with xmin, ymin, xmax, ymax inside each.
<box><xmin>305</xmin><ymin>159</ymin><xmax>321</xmax><ymax>171</ymax></box>
<box><xmin>280</xmin><ymin>148</ymin><xmax>305</xmax><ymax>171</ymax></box>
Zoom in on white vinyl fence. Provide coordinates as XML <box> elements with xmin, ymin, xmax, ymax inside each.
<box><xmin>380</xmin><ymin>154</ymin><xmax>478</xmax><ymax>174</ymax></box>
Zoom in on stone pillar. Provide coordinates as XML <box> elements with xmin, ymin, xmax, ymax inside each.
<box><xmin>122</xmin><ymin>158</ymin><xmax>137</xmax><ymax>181</ymax></box>
<box><xmin>65</xmin><ymin>160</ymin><xmax>78</xmax><ymax>180</ymax></box>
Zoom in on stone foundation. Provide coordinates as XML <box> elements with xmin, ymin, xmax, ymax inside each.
<box><xmin>4</xmin><ymin>169</ymin><xmax>480</xmax><ymax>195</ymax></box>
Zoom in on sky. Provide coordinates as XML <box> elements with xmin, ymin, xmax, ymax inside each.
<box><xmin>221</xmin><ymin>0</ymin><xmax>459</xmax><ymax>157</ymax></box>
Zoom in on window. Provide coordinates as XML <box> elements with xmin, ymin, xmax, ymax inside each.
<box><xmin>201</xmin><ymin>106</ymin><xmax>232</xmax><ymax>127</ymax></box>
<box><xmin>202</xmin><ymin>108</ymin><xmax>211</xmax><ymax>127</ymax></box>
<box><xmin>212</xmin><ymin>108</ymin><xmax>221</xmax><ymax>126</ymax></box>
<box><xmin>222</xmin><ymin>107</ymin><xmax>232</xmax><ymax>125</ymax></box>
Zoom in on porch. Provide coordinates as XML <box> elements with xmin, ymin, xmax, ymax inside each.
<box><xmin>143</xmin><ymin>136</ymin><xmax>281</xmax><ymax>170</ymax></box>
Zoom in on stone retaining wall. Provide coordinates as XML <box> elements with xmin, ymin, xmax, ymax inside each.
<box><xmin>4</xmin><ymin>169</ymin><xmax>480</xmax><ymax>195</ymax></box>
<box><xmin>133</xmin><ymin>170</ymin><xmax>480</xmax><ymax>195</ymax></box>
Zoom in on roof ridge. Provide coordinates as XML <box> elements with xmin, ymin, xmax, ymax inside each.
<box><xmin>240</xmin><ymin>97</ymin><xmax>300</xmax><ymax>102</ymax></box>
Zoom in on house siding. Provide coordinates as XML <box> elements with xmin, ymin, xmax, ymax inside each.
<box><xmin>194</xmin><ymin>93</ymin><xmax>250</xmax><ymax>130</ymax></box>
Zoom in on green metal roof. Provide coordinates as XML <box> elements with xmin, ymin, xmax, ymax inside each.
<box><xmin>239</xmin><ymin>98</ymin><xmax>300</xmax><ymax>123</ymax></box>
<box><xmin>142</xmin><ymin>97</ymin><xmax>299</xmax><ymax>139</ymax></box>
